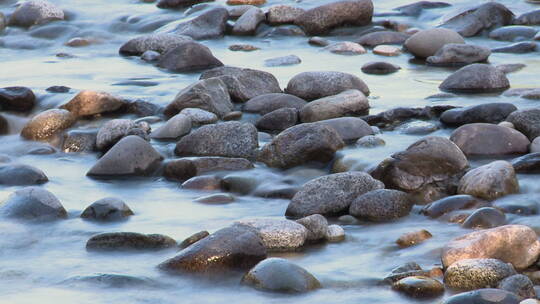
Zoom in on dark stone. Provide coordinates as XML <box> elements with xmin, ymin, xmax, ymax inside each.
<box><xmin>361</xmin><ymin>61</ymin><xmax>400</xmax><ymax>75</ymax></box>
<box><xmin>441</xmin><ymin>289</ymin><xmax>520</xmax><ymax>304</ymax></box>
<box><xmin>426</xmin><ymin>44</ymin><xmax>491</xmax><ymax>67</ymax></box>
<box><xmin>489</xmin><ymin>26</ymin><xmax>538</xmax><ymax>41</ymax></box>
<box><xmin>357</xmin><ymin>31</ymin><xmax>410</xmax><ymax>47</ymax></box>
<box><xmin>440</xmin><ymin>103</ymin><xmax>516</xmax><ymax>126</ymax></box>
<box><xmin>506</xmin><ymin>109</ymin><xmax>540</xmax><ymax>140</ymax></box>
<box><xmin>462</xmin><ymin>207</ymin><xmax>506</xmax><ymax>229</ymax></box>
<box><xmin>46</xmin><ymin>86</ymin><xmax>70</xmax><ymax>93</ymax></box>
<box><xmin>170</xmin><ymin>8</ymin><xmax>228</xmax><ymax>40</ymax></box>
<box><xmin>0</xmin><ymin>115</ymin><xmax>7</xmax><ymax>135</ymax></box>
<box><xmin>179</xmin><ymin>231</ymin><xmax>209</xmax><ymax>249</ymax></box>
<box><xmin>439</xmin><ymin>64</ymin><xmax>510</xmax><ymax>94</ymax></box>
<box><xmin>394</xmin><ymin>1</ymin><xmax>451</xmax><ymax>16</ymax></box>
<box><xmin>8</xmin><ymin>0</ymin><xmax>64</xmax><ymax>28</ymax></box>
<box><xmin>349</xmin><ymin>189</ymin><xmax>413</xmax><ymax>221</ymax></box>
<box><xmin>492</xmin><ymin>42</ymin><xmax>537</xmax><ymax>54</ymax></box>
<box><xmin>119</xmin><ymin>33</ymin><xmax>193</xmax><ymax>56</ymax></box>
<box><xmin>157</xmin><ymin>41</ymin><xmax>223</xmax><ymax>73</ymax></box>
<box><xmin>181</xmin><ymin>175</ymin><xmax>222</xmax><ymax>190</ymax></box>
<box><xmin>421</xmin><ymin>195</ymin><xmax>484</xmax><ymax>218</ymax></box>
<box><xmin>512</xmin><ymin>153</ymin><xmax>540</xmax><ymax>173</ymax></box>
<box><xmin>157</xmin><ymin>0</ymin><xmax>213</xmax><ymax>9</ymax></box>
<box><xmin>80</xmin><ymin>197</ymin><xmax>134</xmax><ymax>221</ymax></box>
<box><xmin>515</xmin><ymin>9</ymin><xmax>540</xmax><ymax>25</ymax></box>
<box><xmin>497</xmin><ymin>274</ymin><xmax>537</xmax><ymax>299</ymax></box>
<box><xmin>158</xmin><ymin>225</ymin><xmax>267</xmax><ymax>273</ymax></box>
<box><xmin>163</xmin><ymin>159</ymin><xmax>197</xmax><ymax>182</ymax></box>
<box><xmin>0</xmin><ymin>87</ymin><xmax>36</xmax><ymax>112</ymax></box>
<box><xmin>243</xmin><ymin>93</ymin><xmax>307</xmax><ymax>115</ymax></box>
<box><xmin>86</xmin><ymin>232</ymin><xmax>176</xmax><ymax>251</ymax></box>
<box><xmin>286</xmin><ymin>71</ymin><xmax>369</xmax><ymax>101</ymax></box>
<box><xmin>0</xmin><ymin>164</ymin><xmax>48</xmax><ymax>186</ymax></box>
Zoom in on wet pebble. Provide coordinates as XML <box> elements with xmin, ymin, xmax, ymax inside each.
<box><xmin>80</xmin><ymin>197</ymin><xmax>134</xmax><ymax>221</ymax></box>
<box><xmin>0</xmin><ymin>86</ymin><xmax>36</xmax><ymax>112</ymax></box>
<box><xmin>21</xmin><ymin>109</ymin><xmax>76</xmax><ymax>141</ymax></box>
<box><xmin>264</xmin><ymin>54</ymin><xmax>301</xmax><ymax>67</ymax></box>
<box><xmin>498</xmin><ymin>274</ymin><xmax>537</xmax><ymax>299</ymax></box>
<box><xmin>324</xmin><ymin>42</ymin><xmax>366</xmax><ymax>55</ymax></box>
<box><xmin>361</xmin><ymin>61</ymin><xmax>400</xmax><ymax>75</ymax></box>
<box><xmin>392</xmin><ymin>276</ymin><xmax>444</xmax><ymax>298</ymax></box>
<box><xmin>349</xmin><ymin>189</ymin><xmax>413</xmax><ymax>222</ymax></box>
<box><xmin>86</xmin><ymin>232</ymin><xmax>177</xmax><ymax>251</ymax></box>
<box><xmin>0</xmin><ymin>187</ymin><xmax>67</xmax><ymax>220</ymax></box>
<box><xmin>356</xmin><ymin>135</ymin><xmax>385</xmax><ymax>147</ymax></box>
<box><xmin>0</xmin><ymin>164</ymin><xmax>48</xmax><ymax>186</ymax></box>
<box><xmin>182</xmin><ymin>175</ymin><xmax>222</xmax><ymax>191</ymax></box>
<box><xmin>373</xmin><ymin>45</ymin><xmax>401</xmax><ymax>56</ymax></box>
<box><xmin>442</xmin><ymin>288</ymin><xmax>520</xmax><ymax>304</ymax></box>
<box><xmin>228</xmin><ymin>44</ymin><xmax>259</xmax><ymax>51</ymax></box>
<box><xmin>179</xmin><ymin>231</ymin><xmax>209</xmax><ymax>249</ymax></box>
<box><xmin>444</xmin><ymin>258</ymin><xmax>516</xmax><ymax>291</ymax></box>
<box><xmin>396</xmin><ymin>229</ymin><xmax>432</xmax><ymax>248</ymax></box>
<box><xmin>458</xmin><ymin>161</ymin><xmax>519</xmax><ymax>201</ymax></box>
<box><xmin>461</xmin><ymin>207</ymin><xmax>506</xmax><ymax>229</ymax></box>
<box><xmin>193</xmin><ymin>193</ymin><xmax>235</xmax><ymax>204</ymax></box>
<box><xmin>326</xmin><ymin>224</ymin><xmax>345</xmax><ymax>242</ymax></box>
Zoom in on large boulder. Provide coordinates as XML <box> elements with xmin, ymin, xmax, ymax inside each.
<box><xmin>8</xmin><ymin>0</ymin><xmax>64</xmax><ymax>28</ymax></box>
<box><xmin>235</xmin><ymin>218</ymin><xmax>308</xmax><ymax>251</ymax></box>
<box><xmin>439</xmin><ymin>64</ymin><xmax>510</xmax><ymax>93</ymax></box>
<box><xmin>506</xmin><ymin>109</ymin><xmax>540</xmax><ymax>141</ymax></box>
<box><xmin>440</xmin><ymin>2</ymin><xmax>515</xmax><ymax>37</ymax></box>
<box><xmin>164</xmin><ymin>77</ymin><xmax>233</xmax><ymax>118</ymax></box>
<box><xmin>0</xmin><ymin>86</ymin><xmax>36</xmax><ymax>112</ymax></box>
<box><xmin>169</xmin><ymin>8</ymin><xmax>228</xmax><ymax>40</ymax></box>
<box><xmin>0</xmin><ymin>164</ymin><xmax>48</xmax><ymax>186</ymax></box>
<box><xmin>286</xmin><ymin>71</ymin><xmax>369</xmax><ymax>101</ymax></box>
<box><xmin>299</xmin><ymin>90</ymin><xmax>369</xmax><ymax>123</ymax></box>
<box><xmin>86</xmin><ymin>232</ymin><xmax>176</xmax><ymax>251</ymax></box>
<box><xmin>286</xmin><ymin>172</ymin><xmax>384</xmax><ymax>217</ymax></box>
<box><xmin>458</xmin><ymin>161</ymin><xmax>519</xmax><ymax>201</ymax></box>
<box><xmin>404</xmin><ymin>28</ymin><xmax>465</xmax><ymax>58</ymax></box>
<box><xmin>158</xmin><ymin>225</ymin><xmax>267</xmax><ymax>273</ymax></box>
<box><xmin>119</xmin><ymin>33</ymin><xmax>192</xmax><ymax>56</ymax></box>
<box><xmin>440</xmin><ymin>103</ymin><xmax>516</xmax><ymax>126</ymax></box>
<box><xmin>200</xmin><ymin>66</ymin><xmax>282</xmax><ymax>102</ymax></box>
<box><xmin>444</xmin><ymin>258</ymin><xmax>516</xmax><ymax>291</ymax></box>
<box><xmin>241</xmin><ymin>258</ymin><xmax>321</xmax><ymax>293</ymax></box>
<box><xmin>441</xmin><ymin>225</ymin><xmax>540</xmax><ymax>270</ymax></box>
<box><xmin>349</xmin><ymin>189</ymin><xmax>413</xmax><ymax>222</ymax></box>
<box><xmin>157</xmin><ymin>41</ymin><xmax>223</xmax><ymax>73</ymax></box>
<box><xmin>0</xmin><ymin>187</ymin><xmax>67</xmax><ymax>220</ymax></box>
<box><xmin>61</xmin><ymin>90</ymin><xmax>126</xmax><ymax>117</ymax></box>
<box><xmin>371</xmin><ymin>136</ymin><xmax>469</xmax><ymax>203</ymax></box>
<box><xmin>87</xmin><ymin>136</ymin><xmax>163</xmax><ymax>177</ymax></box>
<box><xmin>243</xmin><ymin>93</ymin><xmax>307</xmax><ymax>115</ymax></box>
<box><xmin>258</xmin><ymin>123</ymin><xmax>344</xmax><ymax>169</ymax></box>
<box><xmin>21</xmin><ymin>109</ymin><xmax>76</xmax><ymax>141</ymax></box>
<box><xmin>426</xmin><ymin>44</ymin><xmax>491</xmax><ymax>66</ymax></box>
<box><xmin>295</xmin><ymin>0</ymin><xmax>373</xmax><ymax>35</ymax></box>
<box><xmin>175</xmin><ymin>121</ymin><xmax>258</xmax><ymax>159</ymax></box>
<box><xmin>450</xmin><ymin>123</ymin><xmax>530</xmax><ymax>156</ymax></box>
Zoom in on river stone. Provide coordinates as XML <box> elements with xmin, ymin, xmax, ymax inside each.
<box><xmin>404</xmin><ymin>28</ymin><xmax>465</xmax><ymax>58</ymax></box>
<box><xmin>512</xmin><ymin>153</ymin><xmax>540</xmax><ymax>173</ymax></box>
<box><xmin>357</xmin><ymin>135</ymin><xmax>385</xmax><ymax>147</ymax></box>
<box><xmin>227</xmin><ymin>0</ymin><xmax>265</xmax><ymax>5</ymax></box>
<box><xmin>439</xmin><ymin>64</ymin><xmax>510</xmax><ymax>93</ymax></box>
<box><xmin>175</xmin><ymin>121</ymin><xmax>258</xmax><ymax>159</ymax></box>
<box><xmin>258</xmin><ymin>122</ymin><xmax>345</xmax><ymax>169</ymax></box>
<box><xmin>294</xmin><ymin>0</ymin><xmax>373</xmax><ymax>35</ymax></box>
<box><xmin>515</xmin><ymin>9</ymin><xmax>540</xmax><ymax>25</ymax></box>
<box><xmin>444</xmin><ymin>258</ymin><xmax>516</xmax><ymax>291</ymax></box>
<box><xmin>0</xmin><ymin>187</ymin><xmax>66</xmax><ymax>220</ymax></box>
<box><xmin>235</xmin><ymin>218</ymin><xmax>308</xmax><ymax>251</ymax></box>
<box><xmin>200</xmin><ymin>66</ymin><xmax>282</xmax><ymax>102</ymax></box>
<box><xmin>286</xmin><ymin>172</ymin><xmax>384</xmax><ymax>217</ymax></box>
<box><xmin>489</xmin><ymin>26</ymin><xmax>538</xmax><ymax>41</ymax></box>
<box><xmin>8</xmin><ymin>0</ymin><xmax>64</xmax><ymax>28</ymax></box>
<box><xmin>427</xmin><ymin>44</ymin><xmax>491</xmax><ymax>66</ymax></box>
<box><xmin>157</xmin><ymin>41</ymin><xmax>223</xmax><ymax>73</ymax></box>
<box><xmin>242</xmin><ymin>258</ymin><xmax>321</xmax><ymax>293</ymax></box>
<box><xmin>440</xmin><ymin>103</ymin><xmax>516</xmax><ymax>126</ymax></box>
<box><xmin>165</xmin><ymin>78</ymin><xmax>232</xmax><ymax>118</ymax></box>
<box><xmin>169</xmin><ymin>8</ymin><xmax>228</xmax><ymax>40</ymax></box>
<box><xmin>80</xmin><ymin>197</ymin><xmax>134</xmax><ymax>221</ymax></box>
<box><xmin>349</xmin><ymin>189</ymin><xmax>413</xmax><ymax>222</ymax></box>
<box><xmin>421</xmin><ymin>194</ymin><xmax>484</xmax><ymax>218</ymax></box>
<box><xmin>299</xmin><ymin>90</ymin><xmax>368</xmax><ymax>123</ymax></box>
<box><xmin>96</xmin><ymin>119</ymin><xmax>150</xmax><ymax>151</ymax></box>
<box><xmin>150</xmin><ymin>113</ymin><xmax>191</xmax><ymax>139</ymax></box>
<box><xmin>441</xmin><ymin>225</ymin><xmax>540</xmax><ymax>270</ymax></box>
<box><xmin>243</xmin><ymin>93</ymin><xmax>307</xmax><ymax>115</ymax></box>
<box><xmin>498</xmin><ymin>275</ymin><xmax>537</xmax><ymax>299</ymax></box>
<box><xmin>21</xmin><ymin>109</ymin><xmax>76</xmax><ymax>141</ymax></box>
<box><xmin>194</xmin><ymin>193</ymin><xmax>235</xmax><ymax>204</ymax></box>
<box><xmin>61</xmin><ymin>90</ymin><xmax>126</xmax><ymax>117</ymax></box>
<box><xmin>442</xmin><ymin>289</ymin><xmax>521</xmax><ymax>304</ymax></box>
<box><xmin>394</xmin><ymin>1</ymin><xmax>451</xmax><ymax>16</ymax></box>
<box><xmin>326</xmin><ymin>225</ymin><xmax>345</xmax><ymax>242</ymax></box>
<box><xmin>361</xmin><ymin>61</ymin><xmax>400</xmax><ymax>75</ymax></box>
<box><xmin>286</xmin><ymin>71</ymin><xmax>369</xmax><ymax>101</ymax></box>
<box><xmin>0</xmin><ymin>86</ymin><xmax>36</xmax><ymax>112</ymax></box>
<box><xmin>450</xmin><ymin>123</ymin><xmax>530</xmax><ymax>156</ymax></box>
<box><xmin>0</xmin><ymin>115</ymin><xmax>7</xmax><ymax>134</ymax></box>
<box><xmin>87</xmin><ymin>135</ymin><xmax>163</xmax><ymax>177</ymax></box>
<box><xmin>357</xmin><ymin>31</ymin><xmax>409</xmax><ymax>47</ymax></box>
<box><xmin>232</xmin><ymin>7</ymin><xmax>265</xmax><ymax>35</ymax></box>
<box><xmin>158</xmin><ymin>225</ymin><xmax>267</xmax><ymax>273</ymax></box>
<box><xmin>179</xmin><ymin>108</ymin><xmax>217</xmax><ymax>125</ymax></box>
<box><xmin>462</xmin><ymin>207</ymin><xmax>506</xmax><ymax>229</ymax></box>
<box><xmin>324</xmin><ymin>42</ymin><xmax>366</xmax><ymax>55</ymax></box>
<box><xmin>157</xmin><ymin>0</ymin><xmax>213</xmax><ymax>9</ymax></box>
<box><xmin>263</xmin><ymin>54</ymin><xmax>301</xmax><ymax>67</ymax></box>
<box><xmin>296</xmin><ymin>214</ymin><xmax>328</xmax><ymax>241</ymax></box>
<box><xmin>371</xmin><ymin>136</ymin><xmax>469</xmax><ymax>204</ymax></box>
<box><xmin>119</xmin><ymin>33</ymin><xmax>192</xmax><ymax>56</ymax></box>
<box><xmin>373</xmin><ymin>45</ymin><xmax>401</xmax><ymax>56</ymax></box>
<box><xmin>315</xmin><ymin>117</ymin><xmax>373</xmax><ymax>142</ymax></box>
<box><xmin>392</xmin><ymin>276</ymin><xmax>444</xmax><ymax>298</ymax></box>
<box><xmin>0</xmin><ymin>164</ymin><xmax>48</xmax><ymax>186</ymax></box>
<box><xmin>506</xmin><ymin>109</ymin><xmax>540</xmax><ymax>141</ymax></box>
<box><xmin>396</xmin><ymin>229</ymin><xmax>432</xmax><ymax>248</ymax></box>
<box><xmin>86</xmin><ymin>232</ymin><xmax>176</xmax><ymax>251</ymax></box>
<box><xmin>179</xmin><ymin>231</ymin><xmax>209</xmax><ymax>249</ymax></box>
<box><xmin>61</xmin><ymin>130</ymin><xmax>96</xmax><ymax>153</ymax></box>
<box><xmin>492</xmin><ymin>42</ymin><xmax>538</xmax><ymax>54</ymax></box>
<box><xmin>458</xmin><ymin>161</ymin><xmax>519</xmax><ymax>201</ymax></box>
<box><xmin>267</xmin><ymin>5</ymin><xmax>305</xmax><ymax>25</ymax></box>
<box><xmin>440</xmin><ymin>2</ymin><xmax>515</xmax><ymax>37</ymax></box>
<box><xmin>181</xmin><ymin>175</ymin><xmax>222</xmax><ymax>190</ymax></box>
<box><xmin>256</xmin><ymin>108</ymin><xmax>298</xmax><ymax>132</ymax></box>
<box><xmin>164</xmin><ymin>157</ymin><xmax>253</xmax><ymax>181</ymax></box>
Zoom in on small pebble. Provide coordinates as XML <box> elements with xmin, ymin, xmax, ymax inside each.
<box><xmin>373</xmin><ymin>45</ymin><xmax>401</xmax><ymax>56</ymax></box>
<box><xmin>326</xmin><ymin>224</ymin><xmax>345</xmax><ymax>242</ymax></box>
<box><xmin>396</xmin><ymin>229</ymin><xmax>432</xmax><ymax>248</ymax></box>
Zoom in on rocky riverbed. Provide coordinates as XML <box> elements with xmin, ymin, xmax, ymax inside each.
<box><xmin>2</xmin><ymin>0</ymin><xmax>540</xmax><ymax>303</ymax></box>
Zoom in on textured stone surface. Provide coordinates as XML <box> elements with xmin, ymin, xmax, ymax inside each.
<box><xmin>286</xmin><ymin>71</ymin><xmax>369</xmax><ymax>101</ymax></box>
<box><xmin>157</xmin><ymin>41</ymin><xmax>223</xmax><ymax>73</ymax></box>
<box><xmin>441</xmin><ymin>289</ymin><xmax>520</xmax><ymax>304</ymax></box>
<box><xmin>61</xmin><ymin>90</ymin><xmax>125</xmax><ymax>117</ymax></box>
<box><xmin>350</xmin><ymin>189</ymin><xmax>413</xmax><ymax>222</ymax></box>
<box><xmin>440</xmin><ymin>2</ymin><xmax>514</xmax><ymax>37</ymax></box>
<box><xmin>150</xmin><ymin>113</ymin><xmax>191</xmax><ymax>139</ymax></box>
<box><xmin>458</xmin><ymin>161</ymin><xmax>519</xmax><ymax>201</ymax></box>
<box><xmin>427</xmin><ymin>43</ymin><xmax>490</xmax><ymax>66</ymax></box>
<box><xmin>232</xmin><ymin>7</ymin><xmax>265</xmax><ymax>35</ymax></box>
<box><xmin>450</xmin><ymin>123</ymin><xmax>530</xmax><ymax>156</ymax></box>
<box><xmin>296</xmin><ymin>214</ymin><xmax>328</xmax><ymax>241</ymax></box>
<box><xmin>444</xmin><ymin>258</ymin><xmax>516</xmax><ymax>291</ymax></box>
<box><xmin>21</xmin><ymin>109</ymin><xmax>76</xmax><ymax>141</ymax></box>
<box><xmin>170</xmin><ymin>8</ymin><xmax>228</xmax><ymax>40</ymax></box>
<box><xmin>315</xmin><ymin>117</ymin><xmax>373</xmax><ymax>142</ymax></box>
<box><xmin>96</xmin><ymin>119</ymin><xmax>150</xmax><ymax>151</ymax></box>
<box><xmin>0</xmin><ymin>86</ymin><xmax>36</xmax><ymax>112</ymax></box>
<box><xmin>8</xmin><ymin>0</ymin><xmax>64</xmax><ymax>27</ymax></box>
<box><xmin>392</xmin><ymin>276</ymin><xmax>444</xmax><ymax>298</ymax></box>
<box><xmin>119</xmin><ymin>33</ymin><xmax>192</xmax><ymax>56</ymax></box>
<box><xmin>506</xmin><ymin>109</ymin><xmax>540</xmax><ymax>141</ymax></box>
<box><xmin>440</xmin><ymin>103</ymin><xmax>516</xmax><ymax>126</ymax></box>
<box><xmin>299</xmin><ymin>90</ymin><xmax>369</xmax><ymax>123</ymax></box>
<box><xmin>243</xmin><ymin>93</ymin><xmax>307</xmax><ymax>115</ymax></box>
<box><xmin>236</xmin><ymin>218</ymin><xmax>308</xmax><ymax>251</ymax></box>
<box><xmin>86</xmin><ymin>232</ymin><xmax>176</xmax><ymax>251</ymax></box>
<box><xmin>0</xmin><ymin>187</ymin><xmax>66</xmax><ymax>220</ymax></box>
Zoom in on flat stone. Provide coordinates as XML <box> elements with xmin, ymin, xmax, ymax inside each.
<box><xmin>286</xmin><ymin>71</ymin><xmax>369</xmax><ymax>101</ymax></box>
<box><xmin>349</xmin><ymin>189</ymin><xmax>413</xmax><ymax>222</ymax></box>
<box><xmin>299</xmin><ymin>90</ymin><xmax>369</xmax><ymax>123</ymax></box>
<box><xmin>157</xmin><ymin>41</ymin><xmax>223</xmax><ymax>73</ymax></box>
<box><xmin>86</xmin><ymin>232</ymin><xmax>176</xmax><ymax>251</ymax></box>
<box><xmin>21</xmin><ymin>109</ymin><xmax>76</xmax><ymax>141</ymax></box>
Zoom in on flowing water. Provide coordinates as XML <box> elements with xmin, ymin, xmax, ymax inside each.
<box><xmin>1</xmin><ymin>0</ymin><xmax>540</xmax><ymax>303</ymax></box>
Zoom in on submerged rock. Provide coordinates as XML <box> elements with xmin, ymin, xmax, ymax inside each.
<box><xmin>21</xmin><ymin>109</ymin><xmax>76</xmax><ymax>141</ymax></box>
<box><xmin>444</xmin><ymin>258</ymin><xmax>516</xmax><ymax>291</ymax></box>
<box><xmin>497</xmin><ymin>274</ymin><xmax>537</xmax><ymax>299</ymax></box>
<box><xmin>80</xmin><ymin>197</ymin><xmax>134</xmax><ymax>221</ymax></box>
<box><xmin>86</xmin><ymin>232</ymin><xmax>176</xmax><ymax>251</ymax></box>
<box><xmin>396</xmin><ymin>229</ymin><xmax>432</xmax><ymax>248</ymax></box>
<box><xmin>0</xmin><ymin>187</ymin><xmax>66</xmax><ymax>220</ymax></box>
<box><xmin>0</xmin><ymin>164</ymin><xmax>48</xmax><ymax>186</ymax></box>
<box><xmin>421</xmin><ymin>195</ymin><xmax>483</xmax><ymax>218</ymax></box>
<box><xmin>439</xmin><ymin>64</ymin><xmax>510</xmax><ymax>93</ymax></box>
<box><xmin>512</xmin><ymin>153</ymin><xmax>540</xmax><ymax>173</ymax></box>
<box><xmin>361</xmin><ymin>61</ymin><xmax>400</xmax><ymax>75</ymax></box>
<box><xmin>235</xmin><ymin>218</ymin><xmax>308</xmax><ymax>251</ymax></box>
<box><xmin>242</xmin><ymin>258</ymin><xmax>321</xmax><ymax>293</ymax></box>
